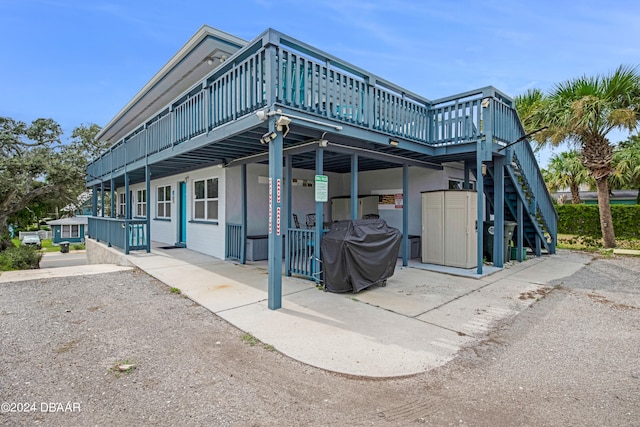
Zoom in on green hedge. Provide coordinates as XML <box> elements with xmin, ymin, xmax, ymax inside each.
<box><xmin>556</xmin><ymin>204</ymin><xmax>640</xmax><ymax>238</ymax></box>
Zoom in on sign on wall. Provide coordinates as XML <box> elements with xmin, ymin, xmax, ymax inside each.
<box><xmin>372</xmin><ymin>189</ymin><xmax>403</xmax><ymax>210</ymax></box>
<box><xmin>315</xmin><ymin>175</ymin><xmax>328</xmax><ymax>202</ymax></box>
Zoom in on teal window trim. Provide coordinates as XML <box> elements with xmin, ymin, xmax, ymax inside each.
<box><xmin>189</xmin><ymin>220</ymin><xmax>219</xmax><ymax>225</ymax></box>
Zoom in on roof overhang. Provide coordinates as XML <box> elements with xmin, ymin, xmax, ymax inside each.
<box><xmin>97</xmin><ymin>25</ymin><xmax>247</xmax><ymax>145</ymax></box>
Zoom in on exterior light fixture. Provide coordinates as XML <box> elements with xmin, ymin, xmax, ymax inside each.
<box><xmin>260</xmin><ymin>131</ymin><xmax>278</xmax><ymax>144</ymax></box>
<box><xmin>206</xmin><ymin>55</ymin><xmax>228</xmax><ymax>66</ymax></box>
<box><xmin>481</xmin><ymin>163</ymin><xmax>487</xmax><ymax>175</ymax></box>
<box><xmin>389</xmin><ymin>139</ymin><xmax>399</xmax><ymax>146</ymax></box>
<box><xmin>318</xmin><ymin>139</ymin><xmax>329</xmax><ymax>147</ymax></box>
<box><xmin>276</xmin><ymin>115</ymin><xmax>291</xmax><ymax>137</ymax></box>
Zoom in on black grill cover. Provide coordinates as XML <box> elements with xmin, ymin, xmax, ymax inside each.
<box><xmin>321</xmin><ymin>219</ymin><xmax>402</xmax><ymax>293</ymax></box>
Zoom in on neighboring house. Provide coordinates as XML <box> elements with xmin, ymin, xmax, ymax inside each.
<box><xmin>47</xmin><ymin>216</ymin><xmax>88</xmax><ymax>244</ymax></box>
<box><xmin>85</xmin><ymin>26</ymin><xmax>557</xmax><ymax>309</ymax></box>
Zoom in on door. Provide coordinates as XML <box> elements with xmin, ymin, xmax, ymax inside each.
<box><xmin>177</xmin><ymin>181</ymin><xmax>187</xmax><ymax>246</ymax></box>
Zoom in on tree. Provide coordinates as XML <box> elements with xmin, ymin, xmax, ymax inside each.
<box><xmin>61</xmin><ymin>123</ymin><xmax>109</xmax><ymax>215</ymax></box>
<box><xmin>543</xmin><ymin>150</ymin><xmax>592</xmax><ymax>204</ymax></box>
<box><xmin>610</xmin><ymin>134</ymin><xmax>640</xmax><ymax>203</ymax></box>
<box><xmin>516</xmin><ymin>65</ymin><xmax>640</xmax><ymax>248</ymax></box>
<box><xmin>0</xmin><ymin>118</ymin><xmax>104</xmax><ymax>250</ymax></box>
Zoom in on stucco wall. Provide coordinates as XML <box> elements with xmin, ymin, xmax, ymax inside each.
<box><xmin>106</xmin><ymin>160</ymin><xmax>470</xmax><ymax>258</ymax></box>
<box><xmin>115</xmin><ymin>164</ymin><xmax>226</xmax><ymax>259</ymax></box>
<box><xmin>86</xmin><ymin>238</ymin><xmax>135</xmax><ymax>266</ymax></box>
<box><xmin>225</xmin><ymin>164</ymin><xmax>344</xmax><ymax>236</ymax></box>
<box><xmin>332</xmin><ymin>163</ymin><xmax>469</xmax><ymax>236</ymax></box>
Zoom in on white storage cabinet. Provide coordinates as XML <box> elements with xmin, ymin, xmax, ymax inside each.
<box><xmin>421</xmin><ymin>190</ymin><xmax>477</xmax><ymax>268</ymax></box>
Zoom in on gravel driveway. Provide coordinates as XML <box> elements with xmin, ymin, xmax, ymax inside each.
<box><xmin>1</xmin><ymin>251</ymin><xmax>639</xmax><ymax>426</ymax></box>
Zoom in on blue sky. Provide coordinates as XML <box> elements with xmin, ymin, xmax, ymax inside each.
<box><xmin>1</xmin><ymin>0</ymin><xmax>639</xmax><ymax>166</ymax></box>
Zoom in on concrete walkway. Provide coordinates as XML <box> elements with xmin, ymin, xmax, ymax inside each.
<box><xmin>122</xmin><ymin>244</ymin><xmax>589</xmax><ymax>378</ymax></box>
<box><xmin>0</xmin><ymin>263</ymin><xmax>132</xmax><ymax>283</ymax></box>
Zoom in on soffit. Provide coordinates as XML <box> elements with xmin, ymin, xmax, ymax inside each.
<box><xmin>98</xmin><ymin>25</ymin><xmax>247</xmax><ymax>145</ymax></box>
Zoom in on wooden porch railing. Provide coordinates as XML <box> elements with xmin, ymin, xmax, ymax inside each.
<box><xmin>226</xmin><ymin>223</ymin><xmax>243</xmax><ymax>261</ymax></box>
<box><xmin>87</xmin><ymin>217</ymin><xmax>148</xmax><ymax>254</ymax></box>
<box><xmin>87</xmin><ymin>30</ymin><xmax>523</xmax><ymax>181</ymax></box>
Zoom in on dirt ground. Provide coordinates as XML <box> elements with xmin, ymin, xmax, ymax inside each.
<box><xmin>1</xmin><ymin>253</ymin><xmax>639</xmax><ymax>426</ymax></box>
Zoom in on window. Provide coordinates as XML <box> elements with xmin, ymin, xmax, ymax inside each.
<box><xmin>157</xmin><ymin>185</ymin><xmax>171</xmax><ymax>218</ymax></box>
<box><xmin>118</xmin><ymin>192</ymin><xmax>126</xmax><ymax>217</ymax></box>
<box><xmin>61</xmin><ymin>224</ymin><xmax>80</xmax><ymax>238</ymax></box>
<box><xmin>448</xmin><ymin>179</ymin><xmax>475</xmax><ymax>190</ymax></box>
<box><xmin>193</xmin><ymin>178</ymin><xmax>218</xmax><ymax>221</ymax></box>
<box><xmin>136</xmin><ymin>189</ymin><xmax>147</xmax><ymax>217</ymax></box>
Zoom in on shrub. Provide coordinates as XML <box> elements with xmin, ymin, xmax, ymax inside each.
<box><xmin>0</xmin><ymin>246</ymin><xmax>43</xmax><ymax>271</ymax></box>
<box><xmin>556</xmin><ymin>204</ymin><xmax>640</xmax><ymax>238</ymax></box>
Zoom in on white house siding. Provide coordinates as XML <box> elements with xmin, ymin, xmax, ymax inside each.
<box><xmin>224</xmin><ymin>162</ymin><xmax>470</xmax><ymax>238</ymax></box>
<box><xmin>225</xmin><ymin>164</ymin><xmax>343</xmax><ymax>236</ymax></box>
<box><xmin>334</xmin><ymin>163</ymin><xmax>468</xmax><ymax>236</ymax></box>
<box><xmin>149</xmin><ymin>175</ymin><xmax>178</xmax><ymax>247</ymax></box>
<box><xmin>116</xmin><ymin>165</ymin><xmax>226</xmax><ymax>259</ymax></box>
<box><xmin>182</xmin><ymin>165</ymin><xmax>226</xmax><ymax>258</ymax></box>
<box><xmin>118</xmin><ymin>162</ymin><xmax>468</xmax><ymax>257</ymax></box>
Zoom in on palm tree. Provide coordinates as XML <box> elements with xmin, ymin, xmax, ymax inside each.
<box><xmin>517</xmin><ymin>66</ymin><xmax>640</xmax><ymax>248</ymax></box>
<box><xmin>543</xmin><ymin>150</ymin><xmax>592</xmax><ymax>204</ymax></box>
<box><xmin>610</xmin><ymin>134</ymin><xmax>640</xmax><ymax>203</ymax></box>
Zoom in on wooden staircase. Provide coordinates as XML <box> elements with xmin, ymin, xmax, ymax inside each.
<box><xmin>482</xmin><ymin>148</ymin><xmax>557</xmax><ymax>256</ymax></box>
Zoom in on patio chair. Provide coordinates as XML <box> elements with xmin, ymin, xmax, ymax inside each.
<box><xmin>292</xmin><ymin>213</ymin><xmax>301</xmax><ymax>229</ymax></box>
<box><xmin>305</xmin><ymin>213</ymin><xmax>316</xmax><ymax>228</ymax></box>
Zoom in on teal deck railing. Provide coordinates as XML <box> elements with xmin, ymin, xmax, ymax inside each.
<box><xmin>509</xmin><ymin>139</ymin><xmax>558</xmax><ymax>248</ymax></box>
<box><xmin>87</xmin><ymin>30</ymin><xmax>525</xmax><ymax>180</ymax></box>
<box><xmin>226</xmin><ymin>223</ymin><xmax>243</xmax><ymax>261</ymax></box>
<box><xmin>286</xmin><ymin>228</ymin><xmax>317</xmax><ymax>279</ymax></box>
<box><xmin>87</xmin><ymin>217</ymin><xmax>148</xmax><ymax>254</ymax></box>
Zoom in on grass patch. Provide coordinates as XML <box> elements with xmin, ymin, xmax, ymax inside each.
<box><xmin>240</xmin><ymin>332</ymin><xmax>275</xmax><ymax>351</ymax></box>
<box><xmin>110</xmin><ymin>359</ymin><xmax>136</xmax><ymax>377</ymax></box>
<box><xmin>10</xmin><ymin>238</ymin><xmax>86</xmax><ymax>253</ymax></box>
<box><xmin>169</xmin><ymin>287</ymin><xmax>181</xmax><ymax>294</ymax></box>
<box><xmin>241</xmin><ymin>332</ymin><xmax>260</xmax><ymax>346</ymax></box>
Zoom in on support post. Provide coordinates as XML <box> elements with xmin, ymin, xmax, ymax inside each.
<box><xmin>110</xmin><ymin>178</ymin><xmax>115</xmax><ymax>218</ymax></box>
<box><xmin>351</xmin><ymin>154</ymin><xmax>358</xmax><ymax>219</ymax></box>
<box><xmin>267</xmin><ymin>119</ymin><xmax>283</xmax><ymax>310</ymax></box>
<box><xmin>464</xmin><ymin>160</ymin><xmax>471</xmax><ymax>189</ymax></box>
<box><xmin>100</xmin><ymin>182</ymin><xmax>105</xmax><ymax>217</ymax></box>
<box><xmin>402</xmin><ymin>164</ymin><xmax>409</xmax><ymax>266</ymax></box>
<box><xmin>493</xmin><ymin>157</ymin><xmax>505</xmax><ymax>268</ymax></box>
<box><xmin>240</xmin><ymin>164</ymin><xmax>247</xmax><ymax>264</ymax></box>
<box><xmin>124</xmin><ymin>173</ymin><xmax>130</xmax><ymax>255</ymax></box>
<box><xmin>314</xmin><ymin>147</ymin><xmax>324</xmax><ymax>282</ymax></box>
<box><xmin>285</xmin><ymin>155</ymin><xmax>292</xmax><ymax>276</ymax></box>
<box><xmin>476</xmin><ymin>152</ymin><xmax>484</xmax><ymax>275</ymax></box>
<box><xmin>517</xmin><ymin>197</ymin><xmax>524</xmax><ymax>262</ymax></box>
<box><xmin>91</xmin><ymin>185</ymin><xmax>98</xmax><ymax>217</ymax></box>
<box><xmin>145</xmin><ymin>165</ymin><xmax>151</xmax><ymax>253</ymax></box>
